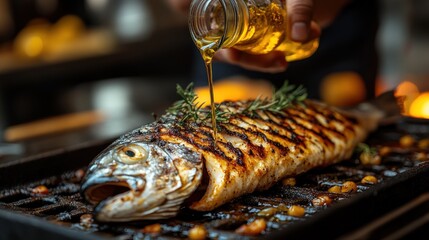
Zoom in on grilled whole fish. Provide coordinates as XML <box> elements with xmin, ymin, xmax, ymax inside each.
<box><xmin>81</xmin><ymin>99</ymin><xmax>379</xmax><ymax>222</ymax></box>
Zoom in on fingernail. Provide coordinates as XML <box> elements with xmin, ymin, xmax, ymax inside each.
<box><xmin>291</xmin><ymin>22</ymin><xmax>308</xmax><ymax>42</ymax></box>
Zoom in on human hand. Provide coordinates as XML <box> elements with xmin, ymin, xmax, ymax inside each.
<box><xmin>216</xmin><ymin>0</ymin><xmax>348</xmax><ymax>73</ymax></box>
<box><xmin>166</xmin><ymin>0</ymin><xmax>348</xmax><ymax>73</ymax></box>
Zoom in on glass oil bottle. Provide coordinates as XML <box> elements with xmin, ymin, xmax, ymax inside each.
<box><xmin>189</xmin><ymin>0</ymin><xmax>319</xmax><ymax>140</ymax></box>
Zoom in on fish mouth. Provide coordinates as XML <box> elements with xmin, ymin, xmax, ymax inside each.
<box><xmin>82</xmin><ymin>177</ymin><xmax>131</xmax><ymax>205</ymax></box>
<box><xmin>82</xmin><ymin>175</ymin><xmax>169</xmax><ymax>222</ymax></box>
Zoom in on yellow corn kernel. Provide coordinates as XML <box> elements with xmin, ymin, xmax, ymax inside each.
<box><xmin>400</xmin><ymin>135</ymin><xmax>415</xmax><ymax>148</ymax></box>
<box><xmin>312</xmin><ymin>195</ymin><xmax>333</xmax><ymax>206</ymax></box>
<box><xmin>328</xmin><ymin>185</ymin><xmax>342</xmax><ymax>193</ymax></box>
<box><xmin>418</xmin><ymin>139</ymin><xmax>429</xmax><ymax>149</ymax></box>
<box><xmin>287</xmin><ymin>205</ymin><xmax>306</xmax><ymax>217</ymax></box>
<box><xmin>142</xmin><ymin>223</ymin><xmax>162</xmax><ymax>234</ymax></box>
<box><xmin>235</xmin><ymin>219</ymin><xmax>267</xmax><ymax>236</ymax></box>
<box><xmin>361</xmin><ymin>175</ymin><xmax>378</xmax><ymax>185</ymax></box>
<box><xmin>188</xmin><ymin>225</ymin><xmax>207</xmax><ymax>240</ymax></box>
<box><xmin>341</xmin><ymin>181</ymin><xmax>357</xmax><ymax>193</ymax></box>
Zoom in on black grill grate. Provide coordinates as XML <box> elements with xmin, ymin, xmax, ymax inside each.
<box><xmin>0</xmin><ymin>126</ymin><xmax>428</xmax><ymax>239</ymax></box>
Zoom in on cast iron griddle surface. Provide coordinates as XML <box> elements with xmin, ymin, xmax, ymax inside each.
<box><xmin>0</xmin><ymin>126</ymin><xmax>428</xmax><ymax>239</ymax></box>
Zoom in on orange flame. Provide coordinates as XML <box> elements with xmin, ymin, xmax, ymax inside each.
<box><xmin>395</xmin><ymin>81</ymin><xmax>429</xmax><ymax>119</ymax></box>
<box><xmin>409</xmin><ymin>92</ymin><xmax>429</xmax><ymax>119</ymax></box>
<box><xmin>394</xmin><ymin>81</ymin><xmax>420</xmax><ymax>114</ymax></box>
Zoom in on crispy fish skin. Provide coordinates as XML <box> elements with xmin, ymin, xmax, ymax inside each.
<box><xmin>154</xmin><ymin>99</ymin><xmax>367</xmax><ymax>211</ymax></box>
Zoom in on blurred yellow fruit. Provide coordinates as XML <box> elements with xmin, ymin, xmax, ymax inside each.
<box><xmin>51</xmin><ymin>15</ymin><xmax>85</xmax><ymax>42</ymax></box>
<box><xmin>47</xmin><ymin>15</ymin><xmax>85</xmax><ymax>54</ymax></box>
<box><xmin>14</xmin><ymin>19</ymin><xmax>50</xmax><ymax>59</ymax></box>
<box><xmin>320</xmin><ymin>72</ymin><xmax>366</xmax><ymax>107</ymax></box>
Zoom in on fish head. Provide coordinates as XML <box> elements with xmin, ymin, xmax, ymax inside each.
<box><xmin>81</xmin><ymin>129</ymin><xmax>203</xmax><ymax>222</ymax></box>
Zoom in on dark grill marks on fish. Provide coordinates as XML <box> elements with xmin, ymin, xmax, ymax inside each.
<box><xmin>221</xmin><ymin>117</ymin><xmax>290</xmax><ymax>156</ymax></box>
<box><xmin>303</xmin><ymin>102</ymin><xmax>357</xmax><ymax>133</ymax></box>
<box><xmin>154</xmin><ymin>100</ymin><xmax>361</xmax><ymax>173</ymax></box>
<box><xmin>218</xmin><ymin>125</ymin><xmax>267</xmax><ymax>160</ymax></box>
<box><xmin>162</xmin><ymin>124</ymin><xmax>235</xmax><ymax>163</ymax></box>
<box><xmin>283</xmin><ymin>107</ymin><xmax>343</xmax><ymax>145</ymax></box>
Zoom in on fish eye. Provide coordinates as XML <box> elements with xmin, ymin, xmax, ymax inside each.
<box><xmin>117</xmin><ymin>144</ymin><xmax>148</xmax><ymax>164</ymax></box>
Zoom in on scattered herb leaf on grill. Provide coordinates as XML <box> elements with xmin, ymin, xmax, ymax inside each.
<box><xmin>355</xmin><ymin>143</ymin><xmax>381</xmax><ymax>165</ymax></box>
<box><xmin>355</xmin><ymin>143</ymin><xmax>377</xmax><ymax>155</ymax></box>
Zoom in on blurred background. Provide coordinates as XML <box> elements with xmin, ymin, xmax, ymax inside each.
<box><xmin>0</xmin><ymin>0</ymin><xmax>428</xmax><ymax>157</ymax></box>
<box><xmin>0</xmin><ymin>0</ymin><xmax>192</xmax><ymax>148</ymax></box>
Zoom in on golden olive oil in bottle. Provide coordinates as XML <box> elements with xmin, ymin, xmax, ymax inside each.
<box><xmin>189</xmin><ymin>0</ymin><xmax>319</xmax><ymax>139</ymax></box>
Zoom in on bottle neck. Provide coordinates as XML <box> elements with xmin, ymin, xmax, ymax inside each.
<box><xmin>189</xmin><ymin>0</ymin><xmax>248</xmax><ymax>52</ymax></box>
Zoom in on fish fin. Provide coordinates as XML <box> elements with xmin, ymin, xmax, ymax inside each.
<box><xmin>340</xmin><ymin>90</ymin><xmax>401</xmax><ymax>132</ymax></box>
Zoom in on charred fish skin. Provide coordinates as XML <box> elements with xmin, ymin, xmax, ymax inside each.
<box><xmin>82</xmin><ymin>99</ymin><xmax>369</xmax><ymax>221</ymax></box>
<box><xmin>160</xmin><ymin>100</ymin><xmax>367</xmax><ymax>211</ymax></box>
<box><xmin>81</xmin><ymin>127</ymin><xmax>203</xmax><ymax>222</ymax></box>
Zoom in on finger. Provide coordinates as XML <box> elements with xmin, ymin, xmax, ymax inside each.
<box><xmin>309</xmin><ymin>20</ymin><xmax>321</xmax><ymax>41</ymax></box>
<box><xmin>287</xmin><ymin>0</ymin><xmax>314</xmax><ymax>42</ymax></box>
<box><xmin>215</xmin><ymin>49</ymin><xmax>288</xmax><ymax>74</ymax></box>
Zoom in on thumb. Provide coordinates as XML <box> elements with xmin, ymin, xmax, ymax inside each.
<box><xmin>287</xmin><ymin>0</ymin><xmax>314</xmax><ymax>42</ymax></box>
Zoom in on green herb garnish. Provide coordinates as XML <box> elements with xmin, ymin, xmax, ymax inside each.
<box><xmin>167</xmin><ymin>81</ymin><xmax>307</xmax><ymax>124</ymax></box>
<box><xmin>166</xmin><ymin>83</ymin><xmax>204</xmax><ymax>123</ymax></box>
<box><xmin>355</xmin><ymin>143</ymin><xmax>377</xmax><ymax>155</ymax></box>
<box><xmin>243</xmin><ymin>81</ymin><xmax>307</xmax><ymax>116</ymax></box>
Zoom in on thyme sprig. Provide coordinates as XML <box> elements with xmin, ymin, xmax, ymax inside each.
<box><xmin>243</xmin><ymin>81</ymin><xmax>307</xmax><ymax>116</ymax></box>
